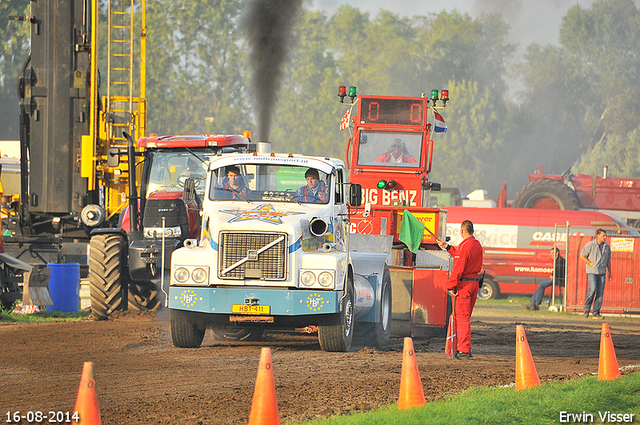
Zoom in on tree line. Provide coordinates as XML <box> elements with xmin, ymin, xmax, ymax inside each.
<box><xmin>1</xmin><ymin>0</ymin><xmax>639</xmax><ymax>196</ymax></box>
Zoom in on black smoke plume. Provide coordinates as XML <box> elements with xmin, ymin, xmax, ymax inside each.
<box><xmin>240</xmin><ymin>0</ymin><xmax>303</xmax><ymax>141</ymax></box>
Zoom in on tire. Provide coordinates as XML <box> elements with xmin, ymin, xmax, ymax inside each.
<box><xmin>89</xmin><ymin>234</ymin><xmax>126</xmax><ymax>320</ymax></box>
<box><xmin>170</xmin><ymin>309</ymin><xmax>206</xmax><ymax>348</ymax></box>
<box><xmin>128</xmin><ymin>281</ymin><xmax>161</xmax><ymax>312</ymax></box>
<box><xmin>477</xmin><ymin>278</ymin><xmax>500</xmax><ymax>300</ymax></box>
<box><xmin>210</xmin><ymin>326</ymin><xmax>264</xmax><ymax>341</ymax></box>
<box><xmin>373</xmin><ymin>267</ymin><xmax>392</xmax><ymax>346</ymax></box>
<box><xmin>318</xmin><ymin>276</ymin><xmax>354</xmax><ymax>352</ymax></box>
<box><xmin>512</xmin><ymin>179</ymin><xmax>580</xmax><ymax>210</ymax></box>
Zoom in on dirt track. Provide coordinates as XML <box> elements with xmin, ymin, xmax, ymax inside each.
<box><xmin>1</xmin><ymin>305</ymin><xmax>639</xmax><ymax>425</ymax></box>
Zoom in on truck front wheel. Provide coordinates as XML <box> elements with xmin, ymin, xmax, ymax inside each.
<box><xmin>318</xmin><ymin>276</ymin><xmax>354</xmax><ymax>352</ymax></box>
<box><xmin>89</xmin><ymin>234</ymin><xmax>126</xmax><ymax>320</ymax></box>
<box><xmin>170</xmin><ymin>309</ymin><xmax>206</xmax><ymax>348</ymax></box>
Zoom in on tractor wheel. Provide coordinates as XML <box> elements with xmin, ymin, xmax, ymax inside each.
<box><xmin>512</xmin><ymin>179</ymin><xmax>580</xmax><ymax>210</ymax></box>
<box><xmin>210</xmin><ymin>326</ymin><xmax>264</xmax><ymax>341</ymax></box>
<box><xmin>477</xmin><ymin>277</ymin><xmax>500</xmax><ymax>300</ymax></box>
<box><xmin>89</xmin><ymin>234</ymin><xmax>126</xmax><ymax>320</ymax></box>
<box><xmin>318</xmin><ymin>276</ymin><xmax>354</xmax><ymax>352</ymax></box>
<box><xmin>128</xmin><ymin>281</ymin><xmax>161</xmax><ymax>312</ymax></box>
<box><xmin>170</xmin><ymin>309</ymin><xmax>206</xmax><ymax>348</ymax></box>
<box><xmin>373</xmin><ymin>267</ymin><xmax>392</xmax><ymax>346</ymax></box>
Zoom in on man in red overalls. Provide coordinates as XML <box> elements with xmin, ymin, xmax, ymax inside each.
<box><xmin>437</xmin><ymin>220</ymin><xmax>483</xmax><ymax>359</ymax></box>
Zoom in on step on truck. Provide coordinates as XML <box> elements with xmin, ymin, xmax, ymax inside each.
<box><xmin>167</xmin><ymin>145</ymin><xmax>392</xmax><ymax>351</ymax></box>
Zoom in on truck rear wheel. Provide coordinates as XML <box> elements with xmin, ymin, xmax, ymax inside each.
<box><xmin>318</xmin><ymin>276</ymin><xmax>354</xmax><ymax>352</ymax></box>
<box><xmin>512</xmin><ymin>179</ymin><xmax>580</xmax><ymax>210</ymax></box>
<box><xmin>373</xmin><ymin>267</ymin><xmax>392</xmax><ymax>346</ymax></box>
<box><xmin>89</xmin><ymin>234</ymin><xmax>126</xmax><ymax>320</ymax></box>
<box><xmin>170</xmin><ymin>309</ymin><xmax>206</xmax><ymax>348</ymax></box>
<box><xmin>128</xmin><ymin>281</ymin><xmax>161</xmax><ymax>312</ymax></box>
<box><xmin>210</xmin><ymin>326</ymin><xmax>264</xmax><ymax>341</ymax></box>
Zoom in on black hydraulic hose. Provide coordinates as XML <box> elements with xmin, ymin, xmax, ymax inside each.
<box><xmin>124</xmin><ymin>131</ymin><xmax>138</xmax><ymax>232</ymax></box>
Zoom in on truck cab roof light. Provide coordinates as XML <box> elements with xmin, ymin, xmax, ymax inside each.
<box><xmin>338</xmin><ymin>86</ymin><xmax>347</xmax><ymax>103</ymax></box>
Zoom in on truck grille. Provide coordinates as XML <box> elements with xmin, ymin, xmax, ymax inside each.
<box><xmin>218</xmin><ymin>232</ymin><xmax>288</xmax><ymax>281</ymax></box>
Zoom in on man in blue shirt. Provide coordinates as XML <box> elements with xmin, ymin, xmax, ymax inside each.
<box><xmin>579</xmin><ymin>229</ymin><xmax>612</xmax><ymax>319</ymax></box>
<box><xmin>295</xmin><ymin>169</ymin><xmax>328</xmax><ymax>203</ymax></box>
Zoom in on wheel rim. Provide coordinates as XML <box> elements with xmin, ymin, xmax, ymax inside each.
<box><xmin>480</xmin><ymin>283</ymin><xmax>493</xmax><ymax>299</ymax></box>
<box><xmin>344</xmin><ymin>298</ymin><xmax>353</xmax><ymax>337</ymax></box>
<box><xmin>527</xmin><ymin>195</ymin><xmax>562</xmax><ymax>209</ymax></box>
<box><xmin>381</xmin><ymin>284</ymin><xmax>391</xmax><ymax>331</ymax></box>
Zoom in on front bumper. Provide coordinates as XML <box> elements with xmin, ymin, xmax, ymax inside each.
<box><xmin>168</xmin><ymin>286</ymin><xmax>340</xmax><ymax>315</ymax></box>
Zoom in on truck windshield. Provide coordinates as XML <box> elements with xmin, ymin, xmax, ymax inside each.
<box><xmin>356</xmin><ymin>131</ymin><xmax>422</xmax><ymax>167</ymax></box>
<box><xmin>146</xmin><ymin>151</ymin><xmax>212</xmax><ymax>199</ymax></box>
<box><xmin>209</xmin><ymin>164</ymin><xmax>330</xmax><ymax>204</ymax></box>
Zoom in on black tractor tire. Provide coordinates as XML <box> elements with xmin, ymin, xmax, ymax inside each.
<box><xmin>210</xmin><ymin>326</ymin><xmax>264</xmax><ymax>341</ymax></box>
<box><xmin>512</xmin><ymin>179</ymin><xmax>580</xmax><ymax>210</ymax></box>
<box><xmin>89</xmin><ymin>234</ymin><xmax>126</xmax><ymax>320</ymax></box>
<box><xmin>170</xmin><ymin>309</ymin><xmax>206</xmax><ymax>348</ymax></box>
<box><xmin>318</xmin><ymin>275</ymin><xmax>355</xmax><ymax>352</ymax></box>
<box><xmin>128</xmin><ymin>281</ymin><xmax>161</xmax><ymax>312</ymax></box>
<box><xmin>373</xmin><ymin>267</ymin><xmax>392</xmax><ymax>346</ymax></box>
<box><xmin>477</xmin><ymin>277</ymin><xmax>500</xmax><ymax>300</ymax></box>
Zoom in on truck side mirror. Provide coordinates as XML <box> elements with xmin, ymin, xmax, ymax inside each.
<box><xmin>427</xmin><ymin>182</ymin><xmax>441</xmax><ymax>191</ymax></box>
<box><xmin>183</xmin><ymin>178</ymin><xmax>196</xmax><ymax>204</ymax></box>
<box><xmin>349</xmin><ymin>184</ymin><xmax>362</xmax><ymax>207</ymax></box>
<box><xmin>107</xmin><ymin>147</ymin><xmax>120</xmax><ymax>167</ymax></box>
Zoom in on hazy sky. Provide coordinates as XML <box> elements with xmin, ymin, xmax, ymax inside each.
<box><xmin>309</xmin><ymin>0</ymin><xmax>605</xmax><ymax>58</ymax></box>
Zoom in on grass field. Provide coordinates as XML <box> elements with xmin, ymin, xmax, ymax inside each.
<box><xmin>300</xmin><ymin>372</ymin><xmax>640</xmax><ymax>425</ymax></box>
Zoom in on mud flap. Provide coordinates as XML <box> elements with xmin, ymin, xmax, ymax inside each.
<box><xmin>390</xmin><ymin>266</ymin><xmax>449</xmax><ymax>338</ymax></box>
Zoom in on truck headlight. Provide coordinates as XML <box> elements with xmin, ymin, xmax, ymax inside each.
<box><xmin>301</xmin><ymin>271</ymin><xmax>316</xmax><ymax>286</ymax></box>
<box><xmin>318</xmin><ymin>272</ymin><xmax>334</xmax><ymax>287</ymax></box>
<box><xmin>191</xmin><ymin>268</ymin><xmax>208</xmax><ymax>284</ymax></box>
<box><xmin>174</xmin><ymin>267</ymin><xmax>189</xmax><ymax>283</ymax></box>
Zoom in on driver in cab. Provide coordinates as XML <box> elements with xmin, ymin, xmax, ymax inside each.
<box><xmin>215</xmin><ymin>166</ymin><xmax>251</xmax><ymax>200</ymax></box>
<box><xmin>375</xmin><ymin>138</ymin><xmax>417</xmax><ymax>164</ymax></box>
<box><xmin>295</xmin><ymin>168</ymin><xmax>328</xmax><ymax>202</ymax></box>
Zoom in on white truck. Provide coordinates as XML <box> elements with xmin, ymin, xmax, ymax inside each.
<box><xmin>166</xmin><ymin>146</ymin><xmax>393</xmax><ymax>351</ymax></box>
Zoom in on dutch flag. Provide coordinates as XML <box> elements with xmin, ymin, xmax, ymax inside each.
<box><xmin>434</xmin><ymin>111</ymin><xmax>447</xmax><ymax>133</ymax></box>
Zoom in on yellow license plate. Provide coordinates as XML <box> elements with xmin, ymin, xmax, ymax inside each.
<box><xmin>231</xmin><ymin>304</ymin><xmax>271</xmax><ymax>315</ymax></box>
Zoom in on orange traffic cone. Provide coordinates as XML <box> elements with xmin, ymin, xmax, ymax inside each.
<box><xmin>72</xmin><ymin>362</ymin><xmax>101</xmax><ymax>425</ymax></box>
<box><xmin>248</xmin><ymin>348</ymin><xmax>280</xmax><ymax>425</ymax></box>
<box><xmin>515</xmin><ymin>325</ymin><xmax>540</xmax><ymax>391</ymax></box>
<box><xmin>398</xmin><ymin>337</ymin><xmax>426</xmax><ymax>410</ymax></box>
<box><xmin>598</xmin><ymin>323</ymin><xmax>621</xmax><ymax>381</ymax></box>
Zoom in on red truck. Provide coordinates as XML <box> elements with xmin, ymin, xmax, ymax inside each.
<box><xmin>444</xmin><ymin>206</ymin><xmax>638</xmax><ymax>299</ymax></box>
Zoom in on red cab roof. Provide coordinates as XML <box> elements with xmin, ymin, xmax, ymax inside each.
<box><xmin>137</xmin><ymin>134</ymin><xmax>249</xmax><ymax>149</ymax></box>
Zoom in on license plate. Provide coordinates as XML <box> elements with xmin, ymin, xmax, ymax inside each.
<box><xmin>231</xmin><ymin>304</ymin><xmax>271</xmax><ymax>315</ymax></box>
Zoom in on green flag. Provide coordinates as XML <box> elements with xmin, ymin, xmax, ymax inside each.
<box><xmin>399</xmin><ymin>210</ymin><xmax>425</xmax><ymax>253</ymax></box>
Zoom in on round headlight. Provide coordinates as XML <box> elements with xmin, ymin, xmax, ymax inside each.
<box><xmin>318</xmin><ymin>272</ymin><xmax>334</xmax><ymax>287</ymax></box>
<box><xmin>192</xmin><ymin>268</ymin><xmax>207</xmax><ymax>283</ymax></box>
<box><xmin>301</xmin><ymin>271</ymin><xmax>316</xmax><ymax>286</ymax></box>
<box><xmin>174</xmin><ymin>267</ymin><xmax>189</xmax><ymax>283</ymax></box>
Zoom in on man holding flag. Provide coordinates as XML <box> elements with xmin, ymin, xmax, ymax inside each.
<box><xmin>436</xmin><ymin>221</ymin><xmax>483</xmax><ymax>360</ymax></box>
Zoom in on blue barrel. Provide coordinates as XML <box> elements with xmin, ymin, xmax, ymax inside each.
<box><xmin>47</xmin><ymin>263</ymin><xmax>80</xmax><ymax>312</ymax></box>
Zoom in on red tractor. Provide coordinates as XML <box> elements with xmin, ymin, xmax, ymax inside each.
<box><xmin>512</xmin><ymin>167</ymin><xmax>640</xmax><ymax>227</ymax></box>
<box><xmin>88</xmin><ymin>133</ymin><xmax>250</xmax><ymax>319</ymax></box>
